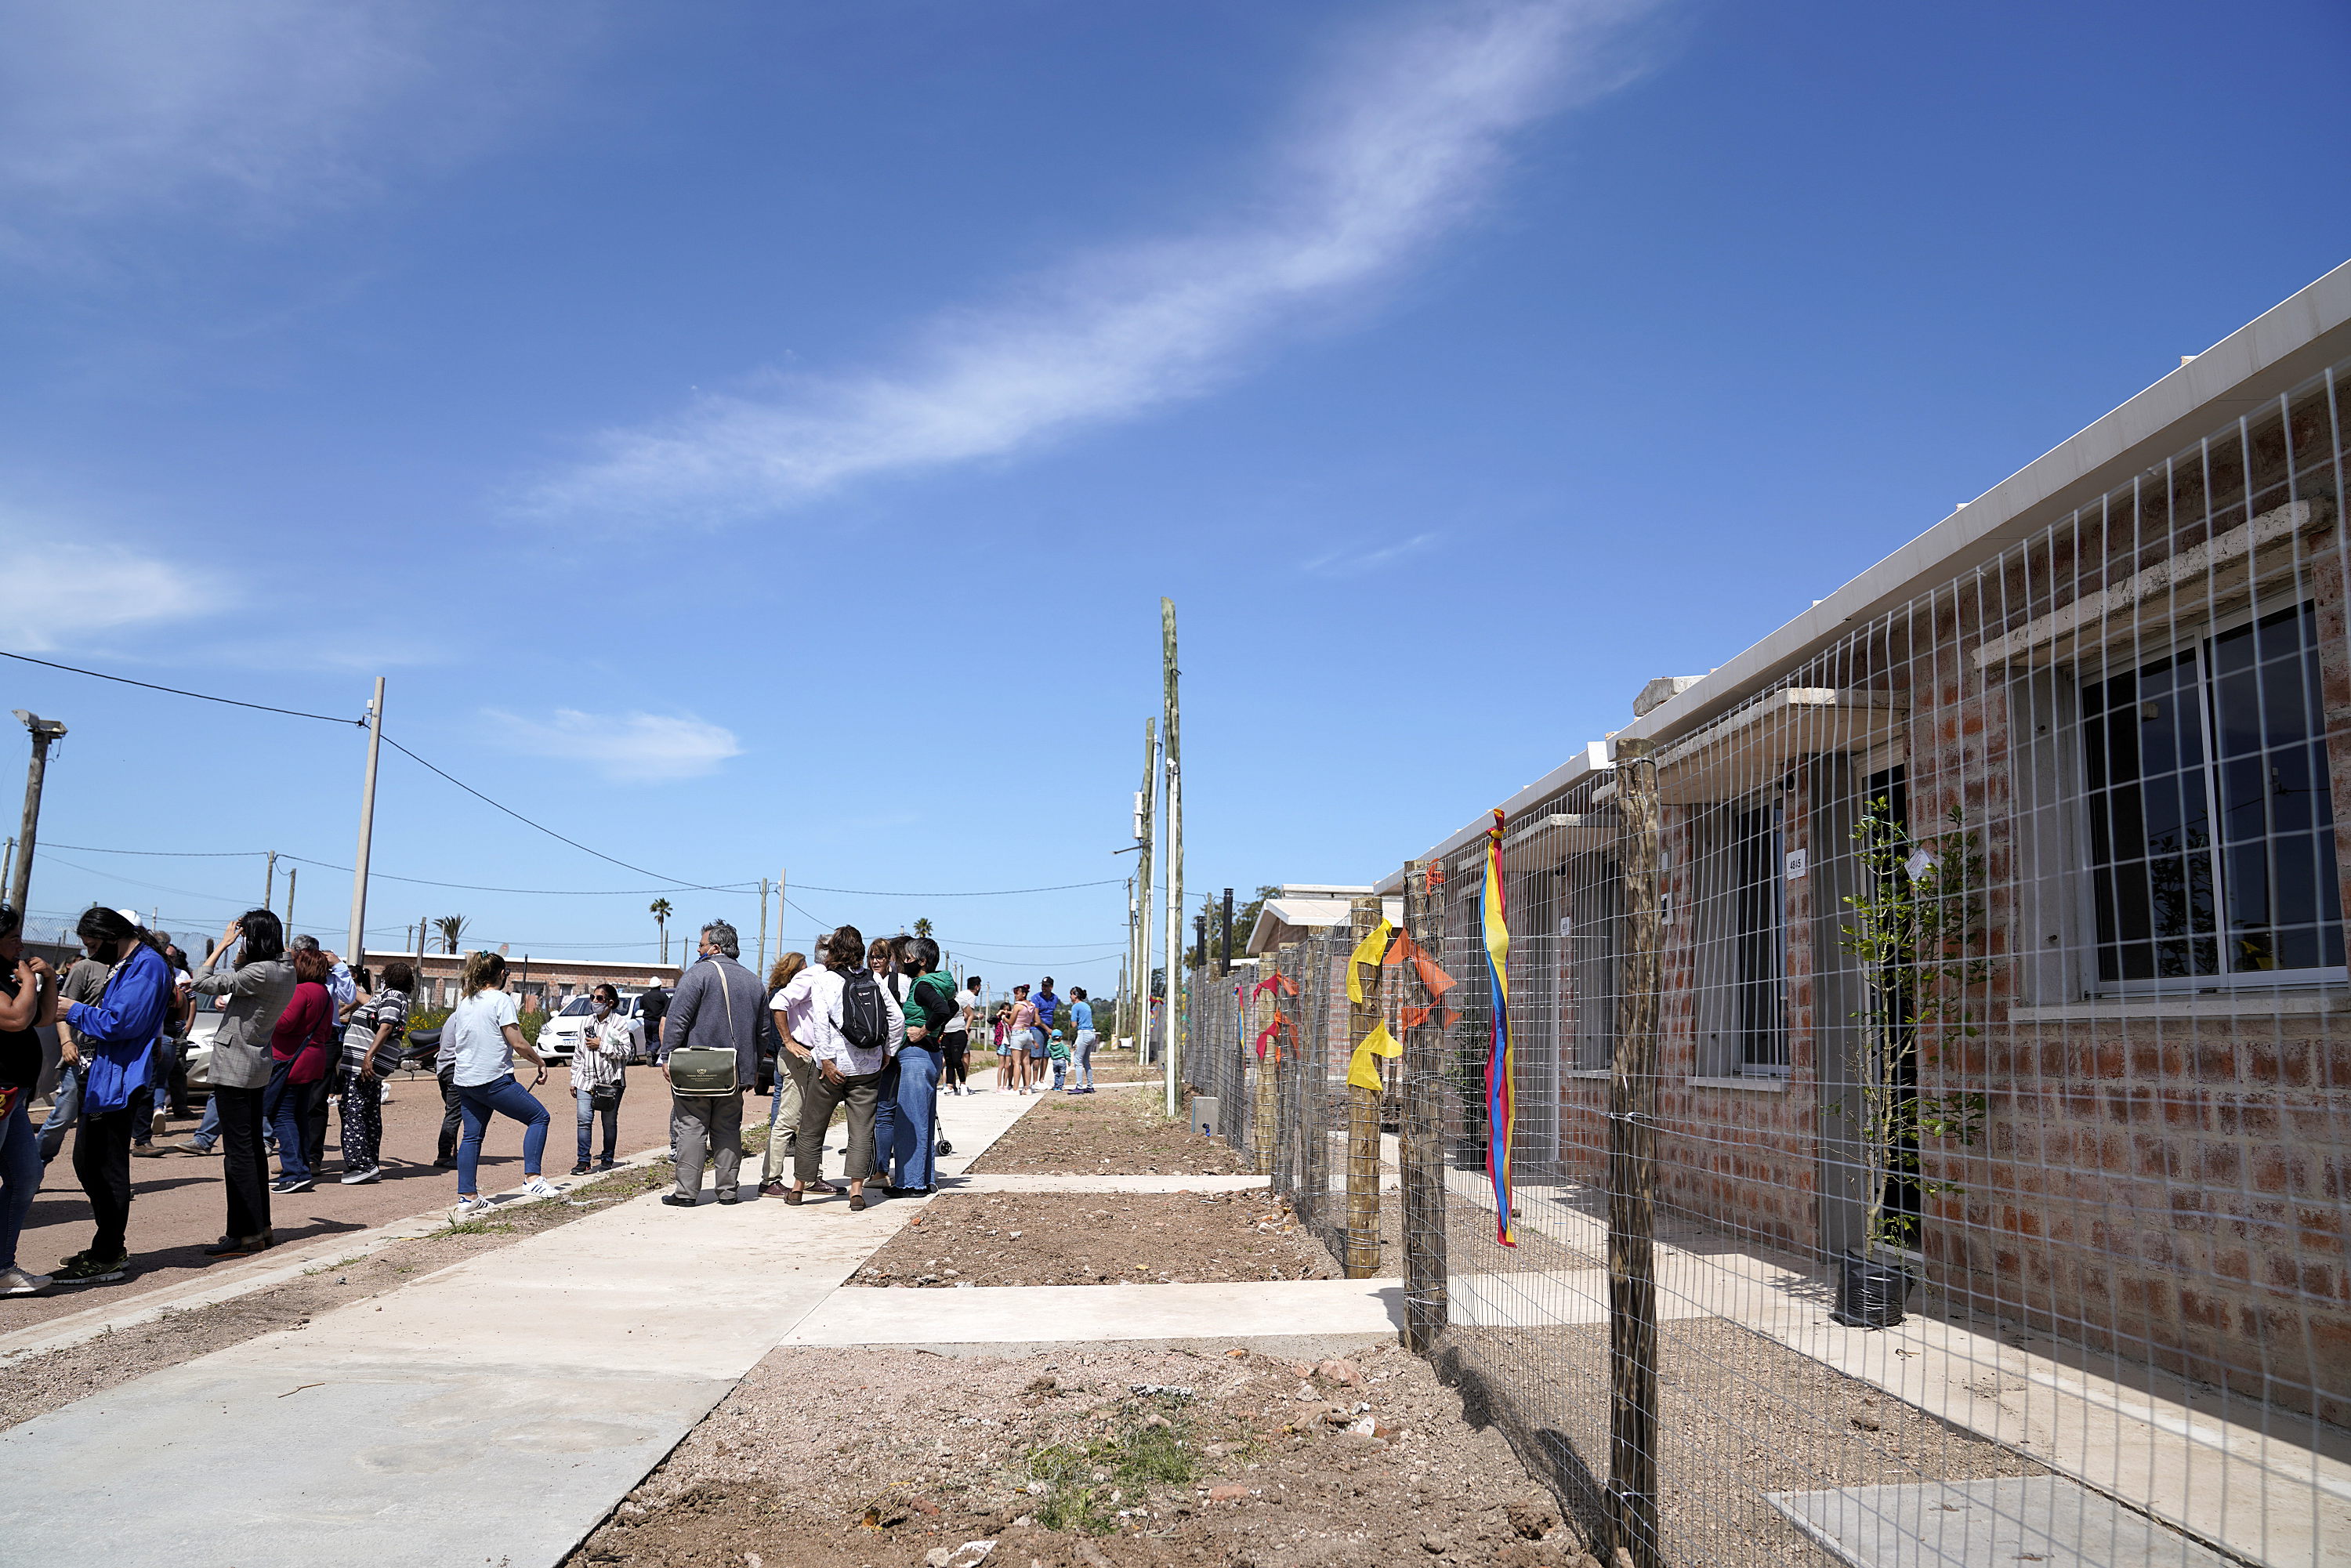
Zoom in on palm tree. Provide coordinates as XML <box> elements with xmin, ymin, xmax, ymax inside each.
<box><xmin>433</xmin><ymin>914</ymin><xmax>470</xmax><ymax>954</ymax></box>
<box><xmin>650</xmin><ymin>898</ymin><xmax>673</xmax><ymax>965</ymax></box>
<box><xmin>912</xmin><ymin>917</ymin><xmax>933</xmax><ymax>940</ymax></box>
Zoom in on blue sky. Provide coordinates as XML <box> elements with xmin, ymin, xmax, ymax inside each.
<box><xmin>0</xmin><ymin>0</ymin><xmax>2344</xmax><ymax>983</ymax></box>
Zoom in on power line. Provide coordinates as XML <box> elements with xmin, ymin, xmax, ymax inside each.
<box><xmin>376</xmin><ymin>733</ymin><xmax>741</xmax><ymax>891</ymax></box>
<box><xmin>0</xmin><ymin>650</ymin><xmax>363</xmax><ymax>726</ymax></box>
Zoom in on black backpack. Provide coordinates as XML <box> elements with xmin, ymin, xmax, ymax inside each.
<box><xmin>839</xmin><ymin>967</ymin><xmax>890</xmax><ymax>1052</ymax></box>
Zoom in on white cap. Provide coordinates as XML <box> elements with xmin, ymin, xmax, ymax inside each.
<box><xmin>116</xmin><ymin>908</ymin><xmax>143</xmax><ymax>928</ymax></box>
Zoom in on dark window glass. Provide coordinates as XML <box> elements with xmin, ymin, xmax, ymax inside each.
<box><xmin>2082</xmin><ymin>599</ymin><xmax>2340</xmax><ymax>983</ymax></box>
<box><xmin>1729</xmin><ymin>799</ymin><xmax>1788</xmax><ymax>1070</ymax></box>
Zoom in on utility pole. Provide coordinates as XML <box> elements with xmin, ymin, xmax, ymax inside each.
<box><xmin>758</xmin><ymin>876</ymin><xmax>770</xmax><ymax>977</ymax></box>
<box><xmin>284</xmin><ymin>867</ymin><xmax>297</xmax><ymax>937</ymax></box>
<box><xmin>0</xmin><ymin>838</ymin><xmax>14</xmax><ymax>907</ymax></box>
<box><xmin>6</xmin><ymin>712</ymin><xmax>61</xmax><ymax>920</ymax></box>
<box><xmin>1159</xmin><ymin>596</ymin><xmax>1183</xmax><ymax>1117</ymax></box>
<box><xmin>1123</xmin><ymin>874</ymin><xmax>1137</xmax><ymax>1039</ymax></box>
<box><xmin>346</xmin><ymin>676</ymin><xmax>386</xmax><ymax>965</ymax></box>
<box><xmin>264</xmin><ymin>849</ymin><xmax>277</xmax><ymax>916</ymax></box>
<box><xmin>1134</xmin><ymin>718</ymin><xmax>1157</xmax><ymax>1056</ymax></box>
<box><xmin>415</xmin><ymin>916</ymin><xmax>429</xmax><ymax>1005</ymax></box>
<box><xmin>1221</xmin><ymin>887</ymin><xmax>1234</xmax><ymax>976</ymax></box>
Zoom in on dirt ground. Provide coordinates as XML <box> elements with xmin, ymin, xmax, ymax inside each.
<box><xmin>966</xmin><ymin>1090</ymin><xmax>1254</xmax><ymax>1177</ymax></box>
<box><xmin>3</xmin><ymin>1065</ymin><xmax>676</xmax><ymax>1330</ymax></box>
<box><xmin>1444</xmin><ymin>1315</ymin><xmax>2045</xmax><ymax>1566</ymax></box>
<box><xmin>566</xmin><ymin>1340</ymin><xmax>1600</xmax><ymax>1568</ymax></box>
<box><xmin>0</xmin><ymin>1157</ymin><xmax>676</xmax><ymax>1432</ymax></box>
<box><xmin>853</xmin><ymin>1193</ymin><xmax>1334</xmax><ymax>1289</ymax></box>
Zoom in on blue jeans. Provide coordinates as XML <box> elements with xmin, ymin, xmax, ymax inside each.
<box><xmin>188</xmin><ymin>1094</ymin><xmax>220</xmax><ymax>1150</ymax></box>
<box><xmin>264</xmin><ymin>1063</ymin><xmax>330</xmax><ymax>1182</ymax></box>
<box><xmin>871</xmin><ymin>1054</ymin><xmax>902</xmax><ymax>1184</ymax></box>
<box><xmin>37</xmin><ymin>1061</ymin><xmax>79</xmax><ymax>1164</ymax></box>
<box><xmin>1050</xmin><ymin>1056</ymin><xmax>1067</xmax><ymax>1090</ymax></box>
<box><xmin>889</xmin><ymin>1045</ymin><xmax>941</xmax><ymax>1191</ymax></box>
<box><xmin>0</xmin><ymin>1091</ymin><xmax>40</xmax><ymax>1271</ymax></box>
<box><xmin>575</xmin><ymin>1084</ymin><xmax>621</xmax><ymax>1167</ymax></box>
<box><xmin>1073</xmin><ymin>1029</ymin><xmax>1097</xmax><ymax>1089</ymax></box>
<box><xmin>455</xmin><ymin>1074</ymin><xmax>549</xmax><ymax>1195</ymax></box>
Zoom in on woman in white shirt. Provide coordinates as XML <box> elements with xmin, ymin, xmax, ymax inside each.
<box><xmin>777</xmin><ymin>924</ymin><xmax>885</xmax><ymax>1211</ymax></box>
<box><xmin>569</xmin><ymin>983</ymin><xmax>631</xmax><ymax>1175</ymax></box>
<box><xmin>445</xmin><ymin>951</ymin><xmax>556</xmax><ymax>1218</ymax></box>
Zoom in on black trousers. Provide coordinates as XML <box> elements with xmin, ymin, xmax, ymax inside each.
<box><xmin>942</xmin><ymin>1034</ymin><xmax>969</xmax><ymax>1087</ymax></box>
<box><xmin>71</xmin><ymin>1091</ymin><xmax>146</xmax><ymax>1258</ymax></box>
<box><xmin>213</xmin><ymin>1084</ymin><xmax>272</xmax><ymax>1241</ymax></box>
<box><xmin>437</xmin><ymin>1066</ymin><xmax>462</xmax><ymax>1162</ymax></box>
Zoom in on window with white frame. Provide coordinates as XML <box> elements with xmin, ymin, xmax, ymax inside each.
<box><xmin>2081</xmin><ymin>599</ymin><xmax>2343</xmax><ymax>987</ymax></box>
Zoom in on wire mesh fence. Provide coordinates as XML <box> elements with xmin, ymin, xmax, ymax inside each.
<box><xmin>1184</xmin><ymin>357</ymin><xmax>2351</xmax><ymax>1566</ymax></box>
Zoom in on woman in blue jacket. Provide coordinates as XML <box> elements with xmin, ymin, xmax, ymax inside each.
<box><xmin>46</xmin><ymin>907</ymin><xmax>171</xmax><ymax>1284</ymax></box>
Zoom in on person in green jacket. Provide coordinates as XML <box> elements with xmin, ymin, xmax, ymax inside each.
<box><xmin>888</xmin><ymin>935</ymin><xmax>958</xmax><ymax>1195</ymax></box>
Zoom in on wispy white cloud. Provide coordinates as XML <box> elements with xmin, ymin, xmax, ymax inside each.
<box><xmin>484</xmin><ymin>708</ymin><xmax>744</xmax><ymax>784</ymax></box>
<box><xmin>0</xmin><ymin>1</ymin><xmax>574</xmax><ymax>247</ymax></box>
<box><xmin>0</xmin><ymin>505</ymin><xmax>222</xmax><ymax>650</ymax></box>
<box><xmin>525</xmin><ymin>0</ymin><xmax>1659</xmax><ymax>523</ymax></box>
<box><xmin>1302</xmin><ymin>531</ymin><xmax>1444</xmax><ymax>578</ymax></box>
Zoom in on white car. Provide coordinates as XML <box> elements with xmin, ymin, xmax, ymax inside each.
<box><xmin>536</xmin><ymin>991</ymin><xmax>650</xmax><ymax>1064</ymax></box>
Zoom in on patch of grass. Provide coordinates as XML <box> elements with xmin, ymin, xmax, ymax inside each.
<box><xmin>301</xmin><ymin>1255</ymin><xmax>368</xmax><ymax>1276</ymax></box>
<box><xmin>436</xmin><ymin>1219</ymin><xmax>514</xmax><ymax>1237</ymax></box>
<box><xmin>1025</xmin><ymin>1396</ymin><xmax>1199</xmax><ymax>1535</ymax></box>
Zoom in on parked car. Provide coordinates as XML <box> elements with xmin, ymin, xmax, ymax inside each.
<box><xmin>534</xmin><ymin>990</ymin><xmax>650</xmax><ymax>1063</ymax></box>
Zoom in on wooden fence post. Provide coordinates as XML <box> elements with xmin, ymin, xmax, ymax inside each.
<box><xmin>1400</xmin><ymin>859</ymin><xmax>1450</xmax><ymax>1353</ymax></box>
<box><xmin>1607</xmin><ymin>739</ymin><xmax>1663</xmax><ymax>1568</ymax></box>
<box><xmin>1345</xmin><ymin>897</ymin><xmax>1382</xmax><ymax>1278</ymax></box>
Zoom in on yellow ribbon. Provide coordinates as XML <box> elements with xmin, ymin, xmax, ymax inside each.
<box><xmin>1346</xmin><ymin>918</ymin><xmax>1394</xmax><ymax>1004</ymax></box>
<box><xmin>1346</xmin><ymin>1019</ymin><xmax>1401</xmax><ymax>1092</ymax></box>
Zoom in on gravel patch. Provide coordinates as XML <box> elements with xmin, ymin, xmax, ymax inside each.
<box><xmin>566</xmin><ymin>1340</ymin><xmax>1603</xmax><ymax>1567</ymax></box>
<box><xmin>852</xmin><ymin>1192</ymin><xmax>1334</xmax><ymax>1288</ymax></box>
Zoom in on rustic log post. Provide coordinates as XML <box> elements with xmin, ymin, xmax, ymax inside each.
<box><xmin>1345</xmin><ymin>897</ymin><xmax>1382</xmax><ymax>1278</ymax></box>
<box><xmin>1607</xmin><ymin>739</ymin><xmax>1663</xmax><ymax>1568</ymax></box>
<box><xmin>1400</xmin><ymin>859</ymin><xmax>1450</xmax><ymax>1353</ymax></box>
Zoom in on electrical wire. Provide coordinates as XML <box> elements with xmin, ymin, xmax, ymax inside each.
<box><xmin>0</xmin><ymin>650</ymin><xmax>364</xmax><ymax>726</ymax></box>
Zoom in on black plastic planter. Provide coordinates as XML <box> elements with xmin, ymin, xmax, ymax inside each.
<box><xmin>1831</xmin><ymin>1250</ymin><xmax>1912</xmax><ymax>1328</ymax></box>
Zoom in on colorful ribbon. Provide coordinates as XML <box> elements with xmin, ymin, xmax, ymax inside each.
<box><xmin>1482</xmin><ymin>806</ymin><xmax>1516</xmax><ymax>1248</ymax></box>
<box><xmin>1346</xmin><ymin>1019</ymin><xmax>1401</xmax><ymax>1092</ymax></box>
<box><xmin>1346</xmin><ymin>918</ymin><xmax>1394</xmax><ymax>1004</ymax></box>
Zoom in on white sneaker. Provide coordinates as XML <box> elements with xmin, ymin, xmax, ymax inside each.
<box><xmin>450</xmin><ymin>1195</ymin><xmax>493</xmax><ymax>1220</ymax></box>
<box><xmin>520</xmin><ymin>1177</ymin><xmax>559</xmax><ymax>1199</ymax></box>
<box><xmin>0</xmin><ymin>1266</ymin><xmax>53</xmax><ymax>1297</ymax></box>
<box><xmin>339</xmin><ymin>1166</ymin><xmax>381</xmax><ymax>1185</ymax></box>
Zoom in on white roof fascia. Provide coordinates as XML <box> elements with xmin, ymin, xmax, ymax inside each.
<box><xmin>1620</xmin><ymin>259</ymin><xmax>2351</xmax><ymax>751</ymax></box>
<box><xmin>1386</xmin><ymin>259</ymin><xmax>2351</xmax><ymax>882</ymax></box>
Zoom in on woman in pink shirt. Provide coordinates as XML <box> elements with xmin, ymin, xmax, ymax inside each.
<box><xmin>1006</xmin><ymin>986</ymin><xmax>1038</xmax><ymax>1095</ymax></box>
<box><xmin>264</xmin><ymin>947</ymin><xmax>339</xmax><ymax>1194</ymax></box>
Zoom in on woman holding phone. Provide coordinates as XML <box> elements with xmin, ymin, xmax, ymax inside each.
<box><xmin>444</xmin><ymin>951</ymin><xmax>555</xmax><ymax>1219</ymax></box>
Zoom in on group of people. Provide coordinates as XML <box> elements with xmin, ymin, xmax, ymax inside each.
<box><xmin>987</xmin><ymin>977</ymin><xmax>1099</xmax><ymax>1094</ymax></box>
<box><xmin>0</xmin><ymin>900</ymin><xmax>1110</xmax><ymax>1293</ymax></box>
<box><xmin>640</xmin><ymin>920</ymin><xmax>979</xmax><ymax>1211</ymax></box>
<box><xmin>0</xmin><ymin>902</ymin><xmax>574</xmax><ymax>1295</ymax></box>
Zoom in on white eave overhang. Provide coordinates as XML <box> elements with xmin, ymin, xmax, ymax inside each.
<box><xmin>1378</xmin><ymin>258</ymin><xmax>2351</xmax><ymax>892</ymax></box>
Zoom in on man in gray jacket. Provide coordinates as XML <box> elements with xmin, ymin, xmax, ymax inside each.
<box><xmin>658</xmin><ymin>920</ymin><xmax>780</xmax><ymax>1208</ymax></box>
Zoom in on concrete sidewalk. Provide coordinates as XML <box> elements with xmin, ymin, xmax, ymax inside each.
<box><xmin>0</xmin><ymin>1087</ymin><xmax>1038</xmax><ymax>1568</ymax></box>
